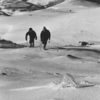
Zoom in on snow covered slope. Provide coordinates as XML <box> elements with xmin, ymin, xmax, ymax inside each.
<box><xmin>28</xmin><ymin>0</ymin><xmax>58</xmax><ymax>4</ymax></box>
<box><xmin>0</xmin><ymin>0</ymin><xmax>100</xmax><ymax>45</ymax></box>
<box><xmin>0</xmin><ymin>1</ymin><xmax>100</xmax><ymax>100</ymax></box>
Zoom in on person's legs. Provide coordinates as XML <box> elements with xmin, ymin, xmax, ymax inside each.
<box><xmin>30</xmin><ymin>43</ymin><xmax>32</xmax><ymax>47</ymax></box>
<box><xmin>30</xmin><ymin>39</ymin><xmax>34</xmax><ymax>47</ymax></box>
<box><xmin>29</xmin><ymin>40</ymin><xmax>32</xmax><ymax>47</ymax></box>
<box><xmin>43</xmin><ymin>41</ymin><xmax>47</xmax><ymax>50</ymax></box>
<box><xmin>32</xmin><ymin>40</ymin><xmax>34</xmax><ymax>47</ymax></box>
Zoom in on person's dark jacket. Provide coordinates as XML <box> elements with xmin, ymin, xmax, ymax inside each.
<box><xmin>26</xmin><ymin>30</ymin><xmax>37</xmax><ymax>42</ymax></box>
<box><xmin>40</xmin><ymin>28</ymin><xmax>51</xmax><ymax>44</ymax></box>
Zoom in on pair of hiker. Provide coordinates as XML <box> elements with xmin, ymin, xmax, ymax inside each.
<box><xmin>25</xmin><ymin>26</ymin><xmax>51</xmax><ymax>50</ymax></box>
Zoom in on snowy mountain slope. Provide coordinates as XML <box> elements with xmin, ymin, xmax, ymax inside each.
<box><xmin>0</xmin><ymin>2</ymin><xmax>100</xmax><ymax>45</ymax></box>
<box><xmin>0</xmin><ymin>0</ymin><xmax>65</xmax><ymax>16</ymax></box>
<box><xmin>0</xmin><ymin>0</ymin><xmax>65</xmax><ymax>7</ymax></box>
<box><xmin>28</xmin><ymin>0</ymin><xmax>59</xmax><ymax>5</ymax></box>
<box><xmin>1</xmin><ymin>1</ymin><xmax>100</xmax><ymax>100</ymax></box>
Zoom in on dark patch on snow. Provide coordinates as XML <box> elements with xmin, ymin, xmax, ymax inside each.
<box><xmin>67</xmin><ymin>54</ymin><xmax>82</xmax><ymax>59</ymax></box>
<box><xmin>70</xmin><ymin>0</ymin><xmax>100</xmax><ymax>7</ymax></box>
<box><xmin>0</xmin><ymin>39</ymin><xmax>25</xmax><ymax>48</ymax></box>
<box><xmin>1</xmin><ymin>72</ymin><xmax>7</xmax><ymax>76</ymax></box>
<box><xmin>0</xmin><ymin>67</ymin><xmax>23</xmax><ymax>76</ymax></box>
<box><xmin>54</xmin><ymin>98</ymin><xmax>65</xmax><ymax>100</ymax></box>
<box><xmin>85</xmin><ymin>0</ymin><xmax>100</xmax><ymax>4</ymax></box>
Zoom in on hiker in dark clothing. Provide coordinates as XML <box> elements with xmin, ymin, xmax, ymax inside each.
<box><xmin>40</xmin><ymin>27</ymin><xmax>51</xmax><ymax>50</ymax></box>
<box><xmin>25</xmin><ymin>28</ymin><xmax>37</xmax><ymax>47</ymax></box>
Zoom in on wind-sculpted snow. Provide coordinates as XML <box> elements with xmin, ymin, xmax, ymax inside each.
<box><xmin>0</xmin><ymin>45</ymin><xmax>100</xmax><ymax>100</ymax></box>
<box><xmin>28</xmin><ymin>0</ymin><xmax>61</xmax><ymax>5</ymax></box>
<box><xmin>0</xmin><ymin>0</ymin><xmax>65</xmax><ymax>16</ymax></box>
<box><xmin>0</xmin><ymin>0</ymin><xmax>100</xmax><ymax>100</ymax></box>
<box><xmin>10</xmin><ymin>73</ymin><xmax>95</xmax><ymax>91</ymax></box>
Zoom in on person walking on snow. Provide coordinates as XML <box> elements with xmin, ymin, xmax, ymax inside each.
<box><xmin>25</xmin><ymin>28</ymin><xmax>37</xmax><ymax>47</ymax></box>
<box><xmin>40</xmin><ymin>26</ymin><xmax>51</xmax><ymax>50</ymax></box>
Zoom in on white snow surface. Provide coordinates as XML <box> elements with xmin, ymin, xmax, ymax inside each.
<box><xmin>0</xmin><ymin>0</ymin><xmax>100</xmax><ymax>100</ymax></box>
<box><xmin>28</xmin><ymin>0</ymin><xmax>57</xmax><ymax>5</ymax></box>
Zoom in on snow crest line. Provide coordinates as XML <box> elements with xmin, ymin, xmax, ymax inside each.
<box><xmin>11</xmin><ymin>74</ymin><xmax>77</xmax><ymax>91</ymax></box>
<box><xmin>10</xmin><ymin>74</ymin><xmax>95</xmax><ymax>91</ymax></box>
<box><xmin>11</xmin><ymin>83</ymin><xmax>60</xmax><ymax>91</ymax></box>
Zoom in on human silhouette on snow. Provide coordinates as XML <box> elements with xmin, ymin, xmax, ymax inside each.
<box><xmin>25</xmin><ymin>28</ymin><xmax>37</xmax><ymax>47</ymax></box>
<box><xmin>40</xmin><ymin>27</ymin><xmax>51</xmax><ymax>50</ymax></box>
